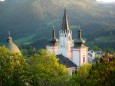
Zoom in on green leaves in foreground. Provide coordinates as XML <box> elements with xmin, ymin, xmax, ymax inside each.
<box><xmin>27</xmin><ymin>49</ymin><xmax>68</xmax><ymax>86</ymax></box>
<box><xmin>68</xmin><ymin>53</ymin><xmax>115</xmax><ymax>86</ymax></box>
<box><xmin>0</xmin><ymin>46</ymin><xmax>27</xmax><ymax>86</ymax></box>
<box><xmin>0</xmin><ymin>47</ymin><xmax>68</xmax><ymax>86</ymax></box>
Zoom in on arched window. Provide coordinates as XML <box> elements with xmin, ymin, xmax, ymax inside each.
<box><xmin>83</xmin><ymin>55</ymin><xmax>85</xmax><ymax>62</ymax></box>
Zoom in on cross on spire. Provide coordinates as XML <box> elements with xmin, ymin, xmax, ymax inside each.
<box><xmin>78</xmin><ymin>26</ymin><xmax>82</xmax><ymax>39</ymax></box>
<box><xmin>52</xmin><ymin>26</ymin><xmax>56</xmax><ymax>38</ymax></box>
<box><xmin>8</xmin><ymin>31</ymin><xmax>11</xmax><ymax>37</ymax></box>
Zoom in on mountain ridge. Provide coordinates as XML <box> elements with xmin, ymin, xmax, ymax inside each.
<box><xmin>0</xmin><ymin>0</ymin><xmax>115</xmax><ymax>49</ymax></box>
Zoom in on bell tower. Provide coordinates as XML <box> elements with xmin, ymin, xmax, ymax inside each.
<box><xmin>46</xmin><ymin>27</ymin><xmax>58</xmax><ymax>54</ymax></box>
<box><xmin>57</xmin><ymin>8</ymin><xmax>74</xmax><ymax>59</ymax></box>
<box><xmin>71</xmin><ymin>27</ymin><xmax>88</xmax><ymax>67</ymax></box>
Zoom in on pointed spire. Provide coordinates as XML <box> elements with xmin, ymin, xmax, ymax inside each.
<box><xmin>49</xmin><ymin>26</ymin><xmax>58</xmax><ymax>46</ymax></box>
<box><xmin>78</xmin><ymin>26</ymin><xmax>82</xmax><ymax>39</ymax></box>
<box><xmin>52</xmin><ymin>26</ymin><xmax>56</xmax><ymax>38</ymax></box>
<box><xmin>74</xmin><ymin>26</ymin><xmax>86</xmax><ymax>48</ymax></box>
<box><xmin>62</xmin><ymin>8</ymin><xmax>70</xmax><ymax>31</ymax></box>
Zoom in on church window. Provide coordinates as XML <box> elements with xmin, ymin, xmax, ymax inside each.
<box><xmin>83</xmin><ymin>55</ymin><xmax>85</xmax><ymax>62</ymax></box>
<box><xmin>61</xmin><ymin>45</ymin><xmax>63</xmax><ymax>48</ymax></box>
<box><xmin>69</xmin><ymin>37</ymin><xmax>70</xmax><ymax>40</ymax></box>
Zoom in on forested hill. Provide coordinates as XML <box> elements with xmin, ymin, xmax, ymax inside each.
<box><xmin>0</xmin><ymin>0</ymin><xmax>115</xmax><ymax>49</ymax></box>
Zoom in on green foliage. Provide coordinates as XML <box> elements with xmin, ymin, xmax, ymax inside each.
<box><xmin>27</xmin><ymin>49</ymin><xmax>68</xmax><ymax>86</ymax></box>
<box><xmin>0</xmin><ymin>0</ymin><xmax>115</xmax><ymax>51</ymax></box>
<box><xmin>0</xmin><ymin>47</ymin><xmax>68</xmax><ymax>86</ymax></box>
<box><xmin>93</xmin><ymin>46</ymin><xmax>99</xmax><ymax>52</ymax></box>
<box><xmin>85</xmin><ymin>53</ymin><xmax>115</xmax><ymax>86</ymax></box>
<box><xmin>0</xmin><ymin>46</ymin><xmax>115</xmax><ymax>86</ymax></box>
<box><xmin>104</xmin><ymin>48</ymin><xmax>114</xmax><ymax>54</ymax></box>
<box><xmin>68</xmin><ymin>53</ymin><xmax>115</xmax><ymax>86</ymax></box>
<box><xmin>0</xmin><ymin>46</ymin><xmax>27</xmax><ymax>86</ymax></box>
<box><xmin>67</xmin><ymin>64</ymin><xmax>92</xmax><ymax>86</ymax></box>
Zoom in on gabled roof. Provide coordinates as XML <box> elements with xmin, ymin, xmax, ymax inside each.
<box><xmin>57</xmin><ymin>54</ymin><xmax>77</xmax><ymax>68</ymax></box>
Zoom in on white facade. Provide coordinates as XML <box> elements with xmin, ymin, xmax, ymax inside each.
<box><xmin>46</xmin><ymin>46</ymin><xmax>58</xmax><ymax>55</ymax></box>
<box><xmin>57</xmin><ymin>30</ymin><xmax>74</xmax><ymax>59</ymax></box>
<box><xmin>46</xmin><ymin>9</ymin><xmax>88</xmax><ymax>68</ymax></box>
<box><xmin>71</xmin><ymin>47</ymin><xmax>88</xmax><ymax>67</ymax></box>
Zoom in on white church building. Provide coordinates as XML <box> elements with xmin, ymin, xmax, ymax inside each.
<box><xmin>46</xmin><ymin>9</ymin><xmax>88</xmax><ymax>74</ymax></box>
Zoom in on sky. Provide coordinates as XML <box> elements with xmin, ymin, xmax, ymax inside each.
<box><xmin>0</xmin><ymin>0</ymin><xmax>5</xmax><ymax>1</ymax></box>
<box><xmin>0</xmin><ymin>0</ymin><xmax>115</xmax><ymax>3</ymax></box>
<box><xmin>96</xmin><ymin>0</ymin><xmax>115</xmax><ymax>2</ymax></box>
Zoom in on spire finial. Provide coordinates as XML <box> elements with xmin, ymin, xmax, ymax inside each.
<box><xmin>78</xmin><ymin>26</ymin><xmax>82</xmax><ymax>39</ymax></box>
<box><xmin>7</xmin><ymin>31</ymin><xmax>12</xmax><ymax>43</ymax></box>
<box><xmin>8</xmin><ymin>31</ymin><xmax>10</xmax><ymax>37</ymax></box>
<box><xmin>52</xmin><ymin>26</ymin><xmax>55</xmax><ymax>37</ymax></box>
<box><xmin>78</xmin><ymin>25</ymin><xmax>80</xmax><ymax>30</ymax></box>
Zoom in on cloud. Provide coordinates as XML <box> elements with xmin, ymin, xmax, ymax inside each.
<box><xmin>97</xmin><ymin>0</ymin><xmax>115</xmax><ymax>3</ymax></box>
<box><xmin>0</xmin><ymin>0</ymin><xmax>5</xmax><ymax>2</ymax></box>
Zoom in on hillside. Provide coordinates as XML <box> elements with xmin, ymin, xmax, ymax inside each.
<box><xmin>0</xmin><ymin>0</ymin><xmax>115</xmax><ymax>49</ymax></box>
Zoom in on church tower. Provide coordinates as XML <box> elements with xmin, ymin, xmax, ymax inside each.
<box><xmin>46</xmin><ymin>9</ymin><xmax>88</xmax><ymax>68</ymax></box>
<box><xmin>46</xmin><ymin>27</ymin><xmax>58</xmax><ymax>54</ymax></box>
<box><xmin>71</xmin><ymin>27</ymin><xmax>88</xmax><ymax>67</ymax></box>
<box><xmin>57</xmin><ymin>8</ymin><xmax>74</xmax><ymax>59</ymax></box>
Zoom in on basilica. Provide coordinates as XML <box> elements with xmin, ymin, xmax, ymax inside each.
<box><xmin>4</xmin><ymin>9</ymin><xmax>89</xmax><ymax>75</ymax></box>
<box><xmin>46</xmin><ymin>9</ymin><xmax>88</xmax><ymax>74</ymax></box>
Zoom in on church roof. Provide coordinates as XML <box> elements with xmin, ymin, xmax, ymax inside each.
<box><xmin>62</xmin><ymin>8</ymin><xmax>70</xmax><ymax>31</ymax></box>
<box><xmin>57</xmin><ymin>54</ymin><xmax>77</xmax><ymax>68</ymax></box>
<box><xmin>74</xmin><ymin>38</ymin><xmax>85</xmax><ymax>44</ymax></box>
<box><xmin>6</xmin><ymin>32</ymin><xmax>21</xmax><ymax>53</ymax></box>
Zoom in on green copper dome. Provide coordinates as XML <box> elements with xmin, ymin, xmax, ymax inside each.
<box><xmin>74</xmin><ymin>28</ymin><xmax>86</xmax><ymax>48</ymax></box>
<box><xmin>74</xmin><ymin>38</ymin><xmax>85</xmax><ymax>44</ymax></box>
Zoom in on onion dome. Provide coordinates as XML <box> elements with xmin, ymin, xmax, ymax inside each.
<box><xmin>49</xmin><ymin>27</ymin><xmax>58</xmax><ymax>46</ymax></box>
<box><xmin>6</xmin><ymin>32</ymin><xmax>21</xmax><ymax>53</ymax></box>
<box><xmin>74</xmin><ymin>26</ymin><xmax>86</xmax><ymax>48</ymax></box>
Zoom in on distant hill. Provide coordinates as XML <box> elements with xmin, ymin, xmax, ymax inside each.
<box><xmin>0</xmin><ymin>0</ymin><xmax>115</xmax><ymax>49</ymax></box>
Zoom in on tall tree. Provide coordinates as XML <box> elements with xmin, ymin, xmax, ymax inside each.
<box><xmin>27</xmin><ymin>49</ymin><xmax>68</xmax><ymax>86</ymax></box>
<box><xmin>67</xmin><ymin>64</ymin><xmax>92</xmax><ymax>86</ymax></box>
<box><xmin>0</xmin><ymin>46</ymin><xmax>27</xmax><ymax>86</ymax></box>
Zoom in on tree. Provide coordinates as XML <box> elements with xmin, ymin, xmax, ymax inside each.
<box><xmin>93</xmin><ymin>46</ymin><xmax>99</xmax><ymax>52</ymax></box>
<box><xmin>104</xmin><ymin>48</ymin><xmax>114</xmax><ymax>54</ymax></box>
<box><xmin>67</xmin><ymin>64</ymin><xmax>92</xmax><ymax>86</ymax></box>
<box><xmin>0</xmin><ymin>46</ymin><xmax>27</xmax><ymax>86</ymax></box>
<box><xmin>27</xmin><ymin>49</ymin><xmax>68</xmax><ymax>86</ymax></box>
<box><xmin>85</xmin><ymin>53</ymin><xmax>115</xmax><ymax>86</ymax></box>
